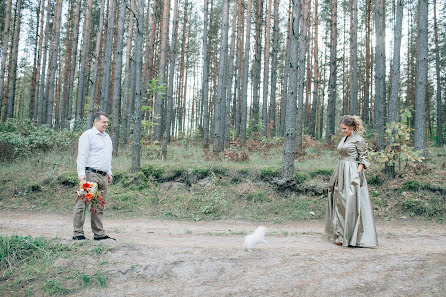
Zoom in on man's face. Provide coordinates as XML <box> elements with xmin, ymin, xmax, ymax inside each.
<box><xmin>94</xmin><ymin>115</ymin><xmax>109</xmax><ymax>133</ymax></box>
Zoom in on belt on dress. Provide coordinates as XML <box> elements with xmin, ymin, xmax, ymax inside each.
<box><xmin>85</xmin><ymin>167</ymin><xmax>107</xmax><ymax>176</ymax></box>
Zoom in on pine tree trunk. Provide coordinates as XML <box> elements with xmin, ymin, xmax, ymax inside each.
<box><xmin>29</xmin><ymin>0</ymin><xmax>43</xmax><ymax>121</ymax></box>
<box><xmin>46</xmin><ymin>0</ymin><xmax>63</xmax><ymax>126</ymax></box>
<box><xmin>268</xmin><ymin>0</ymin><xmax>280</xmax><ymax>136</ymax></box>
<box><xmin>349</xmin><ymin>0</ymin><xmax>359</xmax><ymax>115</ymax></box>
<box><xmin>282</xmin><ymin>0</ymin><xmax>301</xmax><ymax>180</ymax></box>
<box><xmin>326</xmin><ymin>0</ymin><xmax>338</xmax><ymax>143</ymax></box>
<box><xmin>389</xmin><ymin>0</ymin><xmax>403</xmax><ymax>124</ymax></box>
<box><xmin>212</xmin><ymin>0</ymin><xmax>229</xmax><ymax>153</ymax></box>
<box><xmin>309</xmin><ymin>0</ymin><xmax>319</xmax><ymax>138</ymax></box>
<box><xmin>61</xmin><ymin>0</ymin><xmax>74</xmax><ymax>127</ymax></box>
<box><xmin>433</xmin><ymin>0</ymin><xmax>443</xmax><ymax>146</ymax></box>
<box><xmin>374</xmin><ymin>0</ymin><xmax>386</xmax><ymax>150</ymax></box>
<box><xmin>154</xmin><ymin>0</ymin><xmax>170</xmax><ymax>141</ymax></box>
<box><xmin>414</xmin><ymin>0</ymin><xmax>428</xmax><ymax>151</ymax></box>
<box><xmin>0</xmin><ymin>0</ymin><xmax>12</xmax><ymax>121</ymax></box>
<box><xmin>363</xmin><ymin>0</ymin><xmax>371</xmax><ymax>124</ymax></box>
<box><xmin>131</xmin><ymin>0</ymin><xmax>145</xmax><ymax>172</ymax></box>
<box><xmin>162</xmin><ymin>0</ymin><xmax>178</xmax><ymax>160</ymax></box>
<box><xmin>100</xmin><ymin>0</ymin><xmax>116</xmax><ymax>114</ymax></box>
<box><xmin>252</xmin><ymin>0</ymin><xmax>263</xmax><ymax>129</ymax></box>
<box><xmin>121</xmin><ymin>0</ymin><xmax>135</xmax><ymax>145</ymax></box>
<box><xmin>261</xmin><ymin>0</ymin><xmax>272</xmax><ymax>136</ymax></box>
<box><xmin>201</xmin><ymin>0</ymin><xmax>210</xmax><ymax>148</ymax></box>
<box><xmin>86</xmin><ymin>0</ymin><xmax>106</xmax><ymax>127</ymax></box>
<box><xmin>240</xmin><ymin>0</ymin><xmax>253</xmax><ymax>146</ymax></box>
<box><xmin>234</xmin><ymin>0</ymin><xmax>245</xmax><ymax>136</ymax></box>
<box><xmin>110</xmin><ymin>0</ymin><xmax>127</xmax><ymax>155</ymax></box>
<box><xmin>280</xmin><ymin>2</ymin><xmax>292</xmax><ymax>137</ymax></box>
<box><xmin>6</xmin><ymin>0</ymin><xmax>23</xmax><ymax>120</ymax></box>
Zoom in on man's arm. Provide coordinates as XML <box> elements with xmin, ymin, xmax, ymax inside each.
<box><xmin>77</xmin><ymin>132</ymin><xmax>89</xmax><ymax>183</ymax></box>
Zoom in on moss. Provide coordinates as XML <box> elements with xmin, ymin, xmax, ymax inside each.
<box><xmin>294</xmin><ymin>172</ymin><xmax>308</xmax><ymax>185</ymax></box>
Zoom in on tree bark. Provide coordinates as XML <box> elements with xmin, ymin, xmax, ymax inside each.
<box><xmin>309</xmin><ymin>0</ymin><xmax>319</xmax><ymax>138</ymax></box>
<box><xmin>240</xmin><ymin>0</ymin><xmax>253</xmax><ymax>146</ymax></box>
<box><xmin>363</xmin><ymin>0</ymin><xmax>371</xmax><ymax>124</ymax></box>
<box><xmin>6</xmin><ymin>0</ymin><xmax>23</xmax><ymax>120</ymax></box>
<box><xmin>389</xmin><ymin>0</ymin><xmax>404</xmax><ymax>124</ymax></box>
<box><xmin>29</xmin><ymin>0</ymin><xmax>43</xmax><ymax>121</ymax></box>
<box><xmin>268</xmin><ymin>0</ymin><xmax>280</xmax><ymax>136</ymax></box>
<box><xmin>131</xmin><ymin>0</ymin><xmax>145</xmax><ymax>172</ymax></box>
<box><xmin>374</xmin><ymin>0</ymin><xmax>386</xmax><ymax>150</ymax></box>
<box><xmin>326</xmin><ymin>0</ymin><xmax>337</xmax><ymax>143</ymax></box>
<box><xmin>0</xmin><ymin>0</ymin><xmax>12</xmax><ymax>121</ymax></box>
<box><xmin>213</xmin><ymin>0</ymin><xmax>229</xmax><ymax>153</ymax></box>
<box><xmin>349</xmin><ymin>0</ymin><xmax>358</xmax><ymax>115</ymax></box>
<box><xmin>433</xmin><ymin>0</ymin><xmax>443</xmax><ymax>146</ymax></box>
<box><xmin>262</xmin><ymin>0</ymin><xmax>272</xmax><ymax>136</ymax></box>
<box><xmin>282</xmin><ymin>0</ymin><xmax>301</xmax><ymax>180</ymax></box>
<box><xmin>252</xmin><ymin>0</ymin><xmax>263</xmax><ymax>129</ymax></box>
<box><xmin>201</xmin><ymin>0</ymin><xmax>210</xmax><ymax>148</ymax></box>
<box><xmin>414</xmin><ymin>0</ymin><xmax>428</xmax><ymax>151</ymax></box>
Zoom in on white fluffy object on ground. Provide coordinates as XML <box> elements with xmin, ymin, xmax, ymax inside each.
<box><xmin>244</xmin><ymin>226</ymin><xmax>267</xmax><ymax>251</ymax></box>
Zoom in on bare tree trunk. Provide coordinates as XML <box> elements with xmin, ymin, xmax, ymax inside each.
<box><xmin>240</xmin><ymin>0</ymin><xmax>253</xmax><ymax>146</ymax></box>
<box><xmin>212</xmin><ymin>0</ymin><xmax>229</xmax><ymax>153</ymax></box>
<box><xmin>121</xmin><ymin>0</ymin><xmax>135</xmax><ymax>145</ymax></box>
<box><xmin>309</xmin><ymin>0</ymin><xmax>319</xmax><ymax>138</ymax></box>
<box><xmin>61</xmin><ymin>0</ymin><xmax>74</xmax><ymax>127</ymax></box>
<box><xmin>234</xmin><ymin>0</ymin><xmax>245</xmax><ymax>136</ymax></box>
<box><xmin>433</xmin><ymin>0</ymin><xmax>443</xmax><ymax>146</ymax></box>
<box><xmin>0</xmin><ymin>0</ymin><xmax>12</xmax><ymax>121</ymax></box>
<box><xmin>252</xmin><ymin>0</ymin><xmax>263</xmax><ymax>129</ymax></box>
<box><xmin>100</xmin><ymin>0</ymin><xmax>116</xmax><ymax>114</ymax></box>
<box><xmin>374</xmin><ymin>0</ymin><xmax>386</xmax><ymax>150</ymax></box>
<box><xmin>86</xmin><ymin>0</ymin><xmax>106</xmax><ymax>127</ymax></box>
<box><xmin>6</xmin><ymin>0</ymin><xmax>23</xmax><ymax>120</ymax></box>
<box><xmin>131</xmin><ymin>0</ymin><xmax>145</xmax><ymax>172</ymax></box>
<box><xmin>29</xmin><ymin>0</ymin><xmax>43</xmax><ymax>121</ymax></box>
<box><xmin>280</xmin><ymin>1</ymin><xmax>292</xmax><ymax>137</ymax></box>
<box><xmin>110</xmin><ymin>0</ymin><xmax>127</xmax><ymax>155</ymax></box>
<box><xmin>349</xmin><ymin>0</ymin><xmax>359</xmax><ymax>115</ymax></box>
<box><xmin>326</xmin><ymin>0</ymin><xmax>337</xmax><ymax>142</ymax></box>
<box><xmin>414</xmin><ymin>0</ymin><xmax>428</xmax><ymax>151</ymax></box>
<box><xmin>282</xmin><ymin>0</ymin><xmax>301</xmax><ymax>180</ymax></box>
<box><xmin>268</xmin><ymin>0</ymin><xmax>280</xmax><ymax>136</ymax></box>
<box><xmin>46</xmin><ymin>0</ymin><xmax>63</xmax><ymax>126</ymax></box>
<box><xmin>162</xmin><ymin>0</ymin><xmax>178</xmax><ymax>159</ymax></box>
<box><xmin>201</xmin><ymin>0</ymin><xmax>210</xmax><ymax>147</ymax></box>
<box><xmin>363</xmin><ymin>0</ymin><xmax>371</xmax><ymax>124</ymax></box>
<box><xmin>261</xmin><ymin>0</ymin><xmax>272</xmax><ymax>136</ymax></box>
<box><xmin>389</xmin><ymin>0</ymin><xmax>403</xmax><ymax>124</ymax></box>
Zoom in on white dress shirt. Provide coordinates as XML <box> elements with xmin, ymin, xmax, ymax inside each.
<box><xmin>77</xmin><ymin>127</ymin><xmax>113</xmax><ymax>177</ymax></box>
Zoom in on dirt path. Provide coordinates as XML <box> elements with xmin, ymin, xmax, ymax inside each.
<box><xmin>1</xmin><ymin>211</ymin><xmax>445</xmax><ymax>297</ymax></box>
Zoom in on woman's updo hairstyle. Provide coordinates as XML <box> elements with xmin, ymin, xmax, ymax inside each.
<box><xmin>339</xmin><ymin>115</ymin><xmax>364</xmax><ymax>134</ymax></box>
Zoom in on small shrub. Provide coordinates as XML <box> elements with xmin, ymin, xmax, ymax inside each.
<box><xmin>141</xmin><ymin>165</ymin><xmax>164</xmax><ymax>179</ymax></box>
<box><xmin>57</xmin><ymin>171</ymin><xmax>78</xmax><ymax>187</ymax></box>
<box><xmin>246</xmin><ymin>191</ymin><xmax>270</xmax><ymax>203</ymax></box>
<box><xmin>294</xmin><ymin>172</ymin><xmax>308</xmax><ymax>185</ymax></box>
<box><xmin>211</xmin><ymin>166</ymin><xmax>227</xmax><ymax>176</ymax></box>
<box><xmin>260</xmin><ymin>167</ymin><xmax>280</xmax><ymax>181</ymax></box>
<box><xmin>401</xmin><ymin>180</ymin><xmax>420</xmax><ymax>192</ymax></box>
<box><xmin>27</xmin><ymin>182</ymin><xmax>42</xmax><ymax>192</ymax></box>
<box><xmin>194</xmin><ymin>168</ymin><xmax>210</xmax><ymax>179</ymax></box>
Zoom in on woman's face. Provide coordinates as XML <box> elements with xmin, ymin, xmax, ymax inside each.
<box><xmin>340</xmin><ymin>123</ymin><xmax>354</xmax><ymax>137</ymax></box>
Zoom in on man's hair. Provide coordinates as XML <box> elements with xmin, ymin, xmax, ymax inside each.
<box><xmin>93</xmin><ymin>112</ymin><xmax>108</xmax><ymax>121</ymax></box>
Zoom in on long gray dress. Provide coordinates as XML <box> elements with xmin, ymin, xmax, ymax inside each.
<box><xmin>325</xmin><ymin>131</ymin><xmax>378</xmax><ymax>247</ymax></box>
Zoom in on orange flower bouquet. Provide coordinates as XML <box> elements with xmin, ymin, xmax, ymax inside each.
<box><xmin>76</xmin><ymin>182</ymin><xmax>105</xmax><ymax>220</ymax></box>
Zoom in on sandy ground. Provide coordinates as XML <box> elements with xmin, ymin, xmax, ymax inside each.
<box><xmin>0</xmin><ymin>211</ymin><xmax>445</xmax><ymax>297</ymax></box>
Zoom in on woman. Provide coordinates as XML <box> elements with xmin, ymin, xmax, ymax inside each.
<box><xmin>325</xmin><ymin>115</ymin><xmax>378</xmax><ymax>247</ymax></box>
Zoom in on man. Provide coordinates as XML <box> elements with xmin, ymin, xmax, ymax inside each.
<box><xmin>73</xmin><ymin>112</ymin><xmax>115</xmax><ymax>241</ymax></box>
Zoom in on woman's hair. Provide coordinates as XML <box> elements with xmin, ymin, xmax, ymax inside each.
<box><xmin>339</xmin><ymin>115</ymin><xmax>364</xmax><ymax>134</ymax></box>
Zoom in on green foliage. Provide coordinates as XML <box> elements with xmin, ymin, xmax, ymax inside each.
<box><xmin>246</xmin><ymin>191</ymin><xmax>270</xmax><ymax>203</ymax></box>
<box><xmin>309</xmin><ymin>169</ymin><xmax>332</xmax><ymax>178</ymax></box>
<box><xmin>57</xmin><ymin>171</ymin><xmax>78</xmax><ymax>187</ymax></box>
<box><xmin>294</xmin><ymin>172</ymin><xmax>308</xmax><ymax>185</ymax></box>
<box><xmin>369</xmin><ymin>108</ymin><xmax>425</xmax><ymax>169</ymax></box>
<box><xmin>43</xmin><ymin>279</ymin><xmax>70</xmax><ymax>295</ymax></box>
<box><xmin>260</xmin><ymin>167</ymin><xmax>280</xmax><ymax>181</ymax></box>
<box><xmin>401</xmin><ymin>180</ymin><xmax>421</xmax><ymax>191</ymax></box>
<box><xmin>194</xmin><ymin>167</ymin><xmax>210</xmax><ymax>179</ymax></box>
<box><xmin>141</xmin><ymin>165</ymin><xmax>164</xmax><ymax>179</ymax></box>
<box><xmin>200</xmin><ymin>191</ymin><xmax>229</xmax><ymax>216</ymax></box>
<box><xmin>368</xmin><ymin>174</ymin><xmax>385</xmax><ymax>186</ymax></box>
<box><xmin>27</xmin><ymin>182</ymin><xmax>42</xmax><ymax>192</ymax></box>
<box><xmin>0</xmin><ymin>119</ymin><xmax>73</xmax><ymax>160</ymax></box>
<box><xmin>401</xmin><ymin>198</ymin><xmax>444</xmax><ymax>217</ymax></box>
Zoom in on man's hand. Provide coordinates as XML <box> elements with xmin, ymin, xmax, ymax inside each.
<box><xmin>107</xmin><ymin>174</ymin><xmax>113</xmax><ymax>184</ymax></box>
<box><xmin>78</xmin><ymin>175</ymin><xmax>86</xmax><ymax>184</ymax></box>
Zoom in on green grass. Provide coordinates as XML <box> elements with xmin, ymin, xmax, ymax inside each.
<box><xmin>0</xmin><ymin>235</ymin><xmax>111</xmax><ymax>296</ymax></box>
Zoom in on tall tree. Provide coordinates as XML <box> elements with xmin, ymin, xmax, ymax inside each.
<box><xmin>131</xmin><ymin>0</ymin><xmax>144</xmax><ymax>172</ymax></box>
<box><xmin>29</xmin><ymin>0</ymin><xmax>43</xmax><ymax>120</ymax></box>
<box><xmin>349</xmin><ymin>0</ymin><xmax>358</xmax><ymax>115</ymax></box>
<box><xmin>262</xmin><ymin>0</ymin><xmax>272</xmax><ymax>136</ymax></box>
<box><xmin>111</xmin><ymin>0</ymin><xmax>127</xmax><ymax>154</ymax></box>
<box><xmin>86</xmin><ymin>0</ymin><xmax>106</xmax><ymax>126</ymax></box>
<box><xmin>282</xmin><ymin>0</ymin><xmax>300</xmax><ymax>180</ymax></box>
<box><xmin>46</xmin><ymin>0</ymin><xmax>63</xmax><ymax>126</ymax></box>
<box><xmin>389</xmin><ymin>0</ymin><xmax>404</xmax><ymax>124</ymax></box>
<box><xmin>252</xmin><ymin>0</ymin><xmax>263</xmax><ymax>128</ymax></box>
<box><xmin>240</xmin><ymin>0</ymin><xmax>253</xmax><ymax>146</ymax></box>
<box><xmin>6</xmin><ymin>0</ymin><xmax>23</xmax><ymax>119</ymax></box>
<box><xmin>0</xmin><ymin>0</ymin><xmax>12</xmax><ymax>120</ymax></box>
<box><xmin>268</xmin><ymin>0</ymin><xmax>280</xmax><ymax>136</ymax></box>
<box><xmin>154</xmin><ymin>0</ymin><xmax>170</xmax><ymax>141</ymax></box>
<box><xmin>213</xmin><ymin>0</ymin><xmax>229</xmax><ymax>153</ymax></box>
<box><xmin>326</xmin><ymin>0</ymin><xmax>338</xmax><ymax>142</ymax></box>
<box><xmin>100</xmin><ymin>0</ymin><xmax>117</xmax><ymax>114</ymax></box>
<box><xmin>363</xmin><ymin>0</ymin><xmax>371</xmax><ymax>124</ymax></box>
<box><xmin>433</xmin><ymin>0</ymin><xmax>443</xmax><ymax>146</ymax></box>
<box><xmin>162</xmin><ymin>0</ymin><xmax>179</xmax><ymax>159</ymax></box>
<box><xmin>374</xmin><ymin>0</ymin><xmax>386</xmax><ymax>150</ymax></box>
<box><xmin>414</xmin><ymin>0</ymin><xmax>428</xmax><ymax>151</ymax></box>
<box><xmin>202</xmin><ymin>0</ymin><xmax>210</xmax><ymax>148</ymax></box>
<box><xmin>309</xmin><ymin>0</ymin><xmax>319</xmax><ymax>138</ymax></box>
